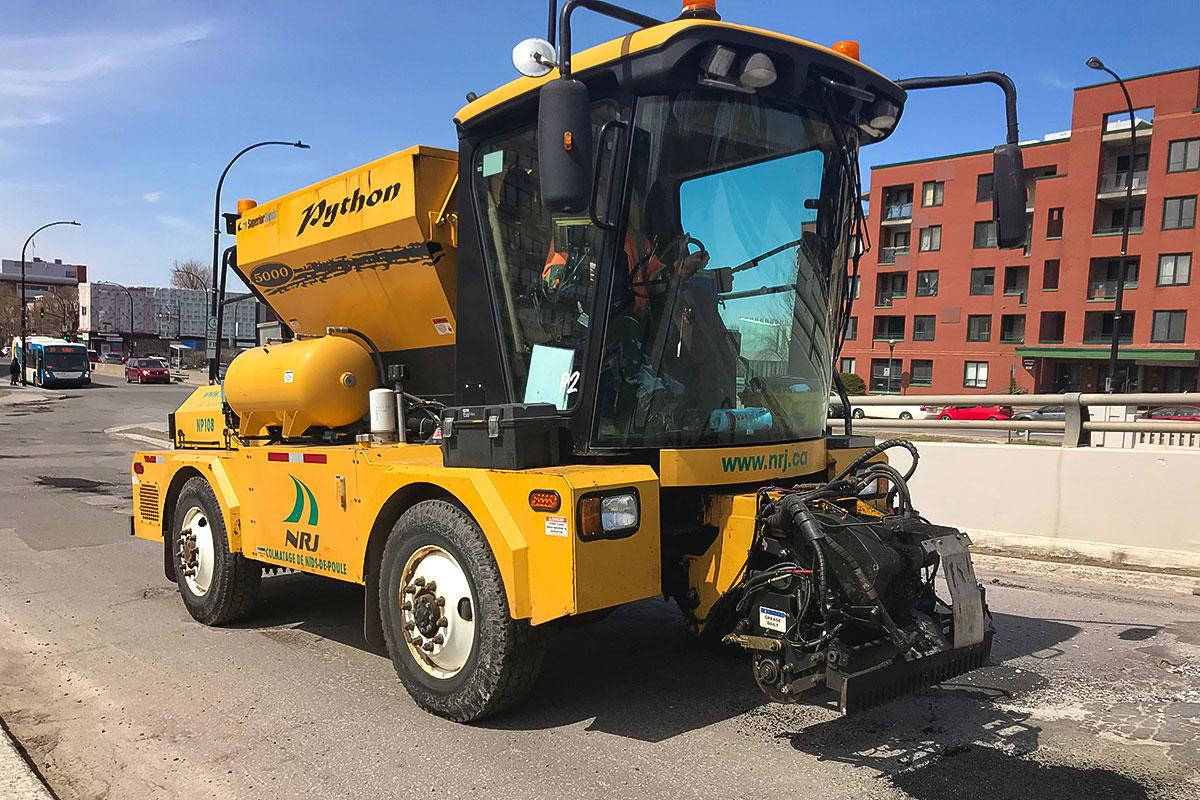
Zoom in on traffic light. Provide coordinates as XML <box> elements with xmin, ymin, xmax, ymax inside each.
<box><xmin>38</xmin><ymin>308</ymin><xmax>45</xmax><ymax>318</ymax></box>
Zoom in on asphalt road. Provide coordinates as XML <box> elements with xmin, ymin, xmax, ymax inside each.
<box><xmin>1</xmin><ymin>379</ymin><xmax>1198</xmax><ymax>799</ymax></box>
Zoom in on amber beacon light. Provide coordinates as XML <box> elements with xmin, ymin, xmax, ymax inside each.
<box><xmin>832</xmin><ymin>40</ymin><xmax>861</xmax><ymax>61</ymax></box>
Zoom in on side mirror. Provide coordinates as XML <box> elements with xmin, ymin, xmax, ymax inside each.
<box><xmin>992</xmin><ymin>143</ymin><xmax>1026</xmax><ymax>248</ymax></box>
<box><xmin>538</xmin><ymin>79</ymin><xmax>593</xmax><ymax>215</ymax></box>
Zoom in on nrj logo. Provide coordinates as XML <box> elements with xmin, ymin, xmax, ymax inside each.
<box><xmin>284</xmin><ymin>475</ymin><xmax>320</xmax><ymax>552</ymax></box>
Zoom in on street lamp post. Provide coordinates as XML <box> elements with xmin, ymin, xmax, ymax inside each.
<box><xmin>210</xmin><ymin>139</ymin><xmax>309</xmax><ymax>382</ymax></box>
<box><xmin>1086</xmin><ymin>57</ymin><xmax>1138</xmax><ymax>393</ymax></box>
<box><xmin>887</xmin><ymin>338</ymin><xmax>899</xmax><ymax>394</ymax></box>
<box><xmin>96</xmin><ymin>281</ymin><xmax>135</xmax><ymax>360</ymax></box>
<box><xmin>19</xmin><ymin>220</ymin><xmax>80</xmax><ymax>385</ymax></box>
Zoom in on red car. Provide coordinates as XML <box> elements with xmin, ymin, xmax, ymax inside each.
<box><xmin>125</xmin><ymin>357</ymin><xmax>171</xmax><ymax>384</ymax></box>
<box><xmin>935</xmin><ymin>404</ymin><xmax>1013</xmax><ymax>421</ymax></box>
<box><xmin>1139</xmin><ymin>405</ymin><xmax>1200</xmax><ymax>422</ymax></box>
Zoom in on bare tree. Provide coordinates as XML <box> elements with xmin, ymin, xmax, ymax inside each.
<box><xmin>170</xmin><ymin>259</ymin><xmax>211</xmax><ymax>290</ymax></box>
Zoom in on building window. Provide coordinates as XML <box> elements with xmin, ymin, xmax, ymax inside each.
<box><xmin>1003</xmin><ymin>265</ymin><xmax>1029</xmax><ymax>299</ymax></box>
<box><xmin>918</xmin><ymin>225</ymin><xmax>942</xmax><ymax>252</ymax></box>
<box><xmin>1167</xmin><ymin>138</ymin><xmax>1200</xmax><ymax>173</ymax></box>
<box><xmin>876</xmin><ymin>272</ymin><xmax>908</xmax><ymax>306</ymax></box>
<box><xmin>922</xmin><ymin>180</ymin><xmax>944</xmax><ymax>207</ymax></box>
<box><xmin>880</xmin><ymin>227</ymin><xmax>911</xmax><ymax>264</ymax></box>
<box><xmin>1152</xmin><ymin>310</ymin><xmax>1187</xmax><ymax>343</ymax></box>
<box><xmin>976</xmin><ymin>173</ymin><xmax>994</xmax><ymax>203</ymax></box>
<box><xmin>1046</xmin><ymin>207</ymin><xmax>1064</xmax><ymax>238</ymax></box>
<box><xmin>1039</xmin><ymin>311</ymin><xmax>1066</xmax><ymax>343</ymax></box>
<box><xmin>845</xmin><ymin>316</ymin><xmax>858</xmax><ymax>341</ymax></box>
<box><xmin>849</xmin><ymin>275</ymin><xmax>860</xmax><ymax>299</ymax></box>
<box><xmin>963</xmin><ymin>361</ymin><xmax>989</xmax><ymax>389</ymax></box>
<box><xmin>1084</xmin><ymin>310</ymin><xmax>1134</xmax><ymax>344</ymax></box>
<box><xmin>913</xmin><ymin>315</ymin><xmax>936</xmax><ymax>341</ymax></box>
<box><xmin>839</xmin><ymin>357</ymin><xmax>856</xmax><ymax>374</ymax></box>
<box><xmin>1158</xmin><ymin>253</ymin><xmax>1191</xmax><ymax>286</ymax></box>
<box><xmin>873</xmin><ymin>315</ymin><xmax>905</xmax><ymax>340</ymax></box>
<box><xmin>969</xmin><ymin>267</ymin><xmax>995</xmax><ymax>295</ymax></box>
<box><xmin>870</xmin><ymin>358</ymin><xmax>902</xmax><ymax>393</ymax></box>
<box><xmin>1000</xmin><ymin>314</ymin><xmax>1026</xmax><ymax>344</ymax></box>
<box><xmin>910</xmin><ymin>359</ymin><xmax>933</xmax><ymax>386</ymax></box>
<box><xmin>1043</xmin><ymin>259</ymin><xmax>1060</xmax><ymax>291</ymax></box>
<box><xmin>80</xmin><ymin>305</ymin><xmax>87</xmax><ymax>316</ymax></box>
<box><xmin>966</xmin><ymin>314</ymin><xmax>992</xmax><ymax>342</ymax></box>
<box><xmin>973</xmin><ymin>221</ymin><xmax>997</xmax><ymax>248</ymax></box>
<box><xmin>1163</xmin><ymin>196</ymin><xmax>1197</xmax><ymax>230</ymax></box>
<box><xmin>915</xmin><ymin>270</ymin><xmax>939</xmax><ymax>297</ymax></box>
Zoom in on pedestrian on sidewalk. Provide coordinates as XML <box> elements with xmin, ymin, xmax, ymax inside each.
<box><xmin>9</xmin><ymin>356</ymin><xmax>19</xmax><ymax>386</ymax></box>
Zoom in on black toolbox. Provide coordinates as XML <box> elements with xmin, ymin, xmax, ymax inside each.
<box><xmin>441</xmin><ymin>403</ymin><xmax>562</xmax><ymax>469</ymax></box>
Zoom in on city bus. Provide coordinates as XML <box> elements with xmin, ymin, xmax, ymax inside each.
<box><xmin>11</xmin><ymin>336</ymin><xmax>92</xmax><ymax>388</ymax></box>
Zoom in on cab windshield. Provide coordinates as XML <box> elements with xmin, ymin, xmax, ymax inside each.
<box><xmin>595</xmin><ymin>90</ymin><xmax>853</xmax><ymax>448</ymax></box>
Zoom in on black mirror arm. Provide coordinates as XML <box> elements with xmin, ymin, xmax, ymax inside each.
<box><xmin>558</xmin><ymin>0</ymin><xmax>662</xmax><ymax>77</ymax></box>
<box><xmin>896</xmin><ymin>71</ymin><xmax>1019</xmax><ymax>145</ymax></box>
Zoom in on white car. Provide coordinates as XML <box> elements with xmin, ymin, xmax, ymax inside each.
<box><xmin>829</xmin><ymin>397</ymin><xmax>931</xmax><ymax>421</ymax></box>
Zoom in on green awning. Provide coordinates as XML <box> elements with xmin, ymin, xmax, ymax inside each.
<box><xmin>1015</xmin><ymin>346</ymin><xmax>1198</xmax><ymax>362</ymax></box>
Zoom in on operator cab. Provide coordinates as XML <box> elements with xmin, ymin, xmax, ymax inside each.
<box><xmin>453</xmin><ymin>2</ymin><xmax>1024</xmax><ymax>460</ymax></box>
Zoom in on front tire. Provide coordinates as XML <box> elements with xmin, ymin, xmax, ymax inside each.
<box><xmin>851</xmin><ymin>408</ymin><xmax>865</xmax><ymax>419</ymax></box>
<box><xmin>899</xmin><ymin>411</ymin><xmax>913</xmax><ymax>420</ymax></box>
<box><xmin>170</xmin><ymin>476</ymin><xmax>260</xmax><ymax>625</ymax></box>
<box><xmin>380</xmin><ymin>500</ymin><xmax>544</xmax><ymax>722</ymax></box>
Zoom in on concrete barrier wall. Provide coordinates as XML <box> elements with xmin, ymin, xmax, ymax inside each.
<box><xmin>889</xmin><ymin>442</ymin><xmax>1200</xmax><ymax>570</ymax></box>
<box><xmin>90</xmin><ymin>363</ymin><xmax>207</xmax><ymax>385</ymax></box>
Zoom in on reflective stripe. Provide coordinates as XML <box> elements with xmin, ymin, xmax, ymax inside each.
<box><xmin>267</xmin><ymin>452</ymin><xmax>327</xmax><ymax>464</ymax></box>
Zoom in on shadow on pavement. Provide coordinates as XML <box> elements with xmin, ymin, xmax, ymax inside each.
<box><xmin>232</xmin><ymin>579</ymin><xmax>1089</xmax><ymax>747</ymax></box>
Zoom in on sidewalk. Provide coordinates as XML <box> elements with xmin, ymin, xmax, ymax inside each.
<box><xmin>0</xmin><ymin>721</ymin><xmax>54</xmax><ymax>800</ymax></box>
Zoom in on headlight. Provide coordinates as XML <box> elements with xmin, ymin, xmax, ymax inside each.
<box><xmin>601</xmin><ymin>493</ymin><xmax>638</xmax><ymax>531</ymax></box>
<box><xmin>578</xmin><ymin>490</ymin><xmax>640</xmax><ymax>540</ymax></box>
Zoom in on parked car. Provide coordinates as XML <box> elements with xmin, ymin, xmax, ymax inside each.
<box><xmin>87</xmin><ymin>350</ymin><xmax>100</xmax><ymax>365</ymax></box>
<box><xmin>846</xmin><ymin>403</ymin><xmax>929</xmax><ymax>421</ymax></box>
<box><xmin>1138</xmin><ymin>405</ymin><xmax>1200</xmax><ymax>422</ymax></box>
<box><xmin>934</xmin><ymin>404</ymin><xmax>1014</xmax><ymax>421</ymax></box>
<box><xmin>1012</xmin><ymin>405</ymin><xmax>1065</xmax><ymax>422</ymax></box>
<box><xmin>101</xmin><ymin>353</ymin><xmax>125</xmax><ymax>364</ymax></box>
<box><xmin>125</xmin><ymin>357</ymin><xmax>171</xmax><ymax>384</ymax></box>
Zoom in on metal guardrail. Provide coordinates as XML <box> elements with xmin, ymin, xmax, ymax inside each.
<box><xmin>834</xmin><ymin>392</ymin><xmax>1200</xmax><ymax>448</ymax></box>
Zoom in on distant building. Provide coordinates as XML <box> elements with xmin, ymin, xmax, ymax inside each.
<box><xmin>0</xmin><ymin>257</ymin><xmax>87</xmax><ymax>301</ymax></box>
<box><xmin>78</xmin><ymin>283</ymin><xmax>257</xmax><ymax>358</ymax></box>
<box><xmin>841</xmin><ymin>65</ymin><xmax>1200</xmax><ymax>394</ymax></box>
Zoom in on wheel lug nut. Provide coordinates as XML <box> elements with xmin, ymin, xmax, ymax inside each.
<box><xmin>412</xmin><ymin>636</ymin><xmax>424</xmax><ymax>647</ymax></box>
<box><xmin>404</xmin><ymin>622</ymin><xmax>415</xmax><ymax>631</ymax></box>
<box><xmin>435</xmin><ymin>597</ymin><xmax>445</xmax><ymax>607</ymax></box>
<box><xmin>413</xmin><ymin>577</ymin><xmax>425</xmax><ymax>587</ymax></box>
<box><xmin>432</xmin><ymin>634</ymin><xmax>444</xmax><ymax>645</ymax></box>
<box><xmin>402</xmin><ymin>601</ymin><xmax>412</xmax><ymax>611</ymax></box>
<box><xmin>425</xmin><ymin>581</ymin><xmax>436</xmax><ymax>592</ymax></box>
<box><xmin>437</xmin><ymin>617</ymin><xmax>448</xmax><ymax>628</ymax></box>
<box><xmin>404</xmin><ymin>585</ymin><xmax>416</xmax><ymax>595</ymax></box>
<box><xmin>422</xmin><ymin>641</ymin><xmax>435</xmax><ymax>652</ymax></box>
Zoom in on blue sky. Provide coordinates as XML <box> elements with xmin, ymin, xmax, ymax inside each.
<box><xmin>3</xmin><ymin>0</ymin><xmax>1198</xmax><ymax>287</ymax></box>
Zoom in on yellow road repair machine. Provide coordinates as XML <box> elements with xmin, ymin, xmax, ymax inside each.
<box><xmin>131</xmin><ymin>0</ymin><xmax>1031</xmax><ymax>721</ymax></box>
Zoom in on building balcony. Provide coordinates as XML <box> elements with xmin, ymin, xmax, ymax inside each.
<box><xmin>1093</xmin><ymin>223</ymin><xmax>1144</xmax><ymax>236</ymax></box>
<box><xmin>1097</xmin><ymin>170</ymin><xmax>1148</xmax><ymax>198</ymax></box>
<box><xmin>1088</xmin><ymin>280</ymin><xmax>1117</xmax><ymax>300</ymax></box>
<box><xmin>880</xmin><ymin>203</ymin><xmax>912</xmax><ymax>223</ymax></box>
<box><xmin>878</xmin><ymin>245</ymin><xmax>909</xmax><ymax>265</ymax></box>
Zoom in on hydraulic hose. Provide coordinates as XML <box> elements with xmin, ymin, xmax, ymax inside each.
<box><xmin>831</xmin><ymin>438</ymin><xmax>920</xmax><ymax>483</ymax></box>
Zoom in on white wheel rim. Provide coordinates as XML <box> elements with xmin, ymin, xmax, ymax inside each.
<box><xmin>178</xmin><ymin>505</ymin><xmax>215</xmax><ymax>597</ymax></box>
<box><xmin>400</xmin><ymin>545</ymin><xmax>476</xmax><ymax>679</ymax></box>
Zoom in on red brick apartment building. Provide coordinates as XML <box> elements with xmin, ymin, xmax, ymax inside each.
<box><xmin>840</xmin><ymin>66</ymin><xmax>1200</xmax><ymax>395</ymax></box>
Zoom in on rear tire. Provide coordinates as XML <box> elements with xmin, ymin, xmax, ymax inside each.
<box><xmin>380</xmin><ymin>499</ymin><xmax>544</xmax><ymax>722</ymax></box>
<box><xmin>170</xmin><ymin>476</ymin><xmax>260</xmax><ymax>625</ymax></box>
<box><xmin>938</xmin><ymin>413</ymin><xmax>951</xmax><ymax>420</ymax></box>
<box><xmin>988</xmin><ymin>416</ymin><xmax>999</xmax><ymax>421</ymax></box>
<box><xmin>899</xmin><ymin>411</ymin><xmax>913</xmax><ymax>420</ymax></box>
<box><xmin>851</xmin><ymin>408</ymin><xmax>865</xmax><ymax>419</ymax></box>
